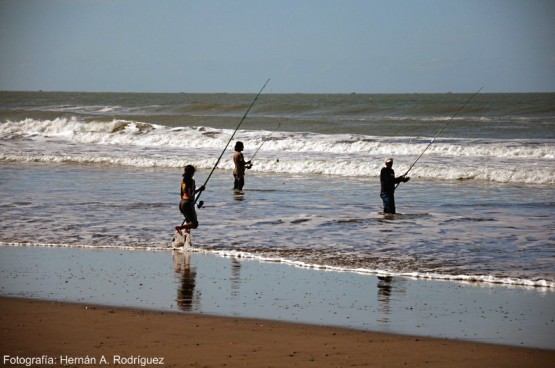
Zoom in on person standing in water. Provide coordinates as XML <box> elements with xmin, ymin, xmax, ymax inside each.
<box><xmin>380</xmin><ymin>158</ymin><xmax>410</xmax><ymax>214</ymax></box>
<box><xmin>233</xmin><ymin>141</ymin><xmax>252</xmax><ymax>191</ymax></box>
<box><xmin>175</xmin><ymin>165</ymin><xmax>204</xmax><ymax>236</ymax></box>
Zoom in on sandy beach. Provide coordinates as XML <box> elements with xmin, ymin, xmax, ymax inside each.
<box><xmin>2</xmin><ymin>296</ymin><xmax>554</xmax><ymax>368</ymax></box>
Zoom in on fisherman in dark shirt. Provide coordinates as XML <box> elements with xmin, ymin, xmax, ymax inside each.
<box><xmin>380</xmin><ymin>158</ymin><xmax>410</xmax><ymax>214</ymax></box>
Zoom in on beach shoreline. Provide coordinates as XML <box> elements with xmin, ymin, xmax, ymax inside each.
<box><xmin>2</xmin><ymin>296</ymin><xmax>554</xmax><ymax>368</ymax></box>
<box><xmin>1</xmin><ymin>245</ymin><xmax>554</xmax><ymax>352</ymax></box>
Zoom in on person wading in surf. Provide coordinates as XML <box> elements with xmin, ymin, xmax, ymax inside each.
<box><xmin>233</xmin><ymin>141</ymin><xmax>252</xmax><ymax>191</ymax></box>
<box><xmin>380</xmin><ymin>158</ymin><xmax>410</xmax><ymax>214</ymax></box>
<box><xmin>175</xmin><ymin>165</ymin><xmax>204</xmax><ymax>236</ymax></box>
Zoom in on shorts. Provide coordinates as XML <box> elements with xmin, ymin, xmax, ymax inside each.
<box><xmin>179</xmin><ymin>199</ymin><xmax>198</xmax><ymax>227</ymax></box>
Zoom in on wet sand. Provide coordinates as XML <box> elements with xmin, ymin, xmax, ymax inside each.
<box><xmin>1</xmin><ymin>244</ymin><xmax>554</xmax><ymax>368</ymax></box>
<box><xmin>2</xmin><ymin>296</ymin><xmax>554</xmax><ymax>368</ymax></box>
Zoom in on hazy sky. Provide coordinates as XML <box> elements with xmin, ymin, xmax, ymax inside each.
<box><xmin>1</xmin><ymin>0</ymin><xmax>554</xmax><ymax>93</ymax></box>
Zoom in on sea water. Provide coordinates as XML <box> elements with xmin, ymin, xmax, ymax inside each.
<box><xmin>0</xmin><ymin>91</ymin><xmax>554</xmax><ymax>288</ymax></box>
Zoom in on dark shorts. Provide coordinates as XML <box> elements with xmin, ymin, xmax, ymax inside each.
<box><xmin>179</xmin><ymin>199</ymin><xmax>198</xmax><ymax>226</ymax></box>
<box><xmin>233</xmin><ymin>174</ymin><xmax>245</xmax><ymax>190</ymax></box>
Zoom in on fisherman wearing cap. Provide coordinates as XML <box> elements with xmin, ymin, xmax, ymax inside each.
<box><xmin>380</xmin><ymin>158</ymin><xmax>410</xmax><ymax>214</ymax></box>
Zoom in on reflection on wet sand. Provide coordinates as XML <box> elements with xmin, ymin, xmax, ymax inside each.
<box><xmin>377</xmin><ymin>276</ymin><xmax>392</xmax><ymax>324</ymax></box>
<box><xmin>231</xmin><ymin>257</ymin><xmax>241</xmax><ymax>298</ymax></box>
<box><xmin>377</xmin><ymin>276</ymin><xmax>406</xmax><ymax>325</ymax></box>
<box><xmin>173</xmin><ymin>251</ymin><xmax>199</xmax><ymax>311</ymax></box>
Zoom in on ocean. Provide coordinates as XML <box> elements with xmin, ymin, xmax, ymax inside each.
<box><xmin>1</xmin><ymin>91</ymin><xmax>554</xmax><ymax>289</ymax></box>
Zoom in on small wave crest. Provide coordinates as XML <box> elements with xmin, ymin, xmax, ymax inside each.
<box><xmin>194</xmin><ymin>248</ymin><xmax>555</xmax><ymax>289</ymax></box>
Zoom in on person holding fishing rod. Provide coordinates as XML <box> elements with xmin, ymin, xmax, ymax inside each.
<box><xmin>171</xmin><ymin>79</ymin><xmax>270</xmax><ymax>248</ymax></box>
<box><xmin>380</xmin><ymin>158</ymin><xmax>410</xmax><ymax>214</ymax></box>
<box><xmin>233</xmin><ymin>123</ymin><xmax>281</xmax><ymax>191</ymax></box>
<box><xmin>233</xmin><ymin>141</ymin><xmax>252</xmax><ymax>191</ymax></box>
<box><xmin>175</xmin><ymin>165</ymin><xmax>205</xmax><ymax>237</ymax></box>
<box><xmin>192</xmin><ymin>79</ymin><xmax>270</xmax><ymax>204</ymax></box>
<box><xmin>379</xmin><ymin>87</ymin><xmax>484</xmax><ymax>215</ymax></box>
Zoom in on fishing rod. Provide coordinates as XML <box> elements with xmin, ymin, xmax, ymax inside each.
<box><xmin>194</xmin><ymin>78</ymin><xmax>270</xmax><ymax>208</ymax></box>
<box><xmin>396</xmin><ymin>86</ymin><xmax>484</xmax><ymax>188</ymax></box>
<box><xmin>248</xmin><ymin>123</ymin><xmax>281</xmax><ymax>163</ymax></box>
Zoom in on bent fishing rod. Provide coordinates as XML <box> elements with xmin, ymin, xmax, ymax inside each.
<box><xmin>396</xmin><ymin>86</ymin><xmax>484</xmax><ymax>189</ymax></box>
<box><xmin>194</xmin><ymin>78</ymin><xmax>271</xmax><ymax>208</ymax></box>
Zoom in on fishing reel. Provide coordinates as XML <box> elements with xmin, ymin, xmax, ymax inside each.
<box><xmin>197</xmin><ymin>200</ymin><xmax>204</xmax><ymax>209</ymax></box>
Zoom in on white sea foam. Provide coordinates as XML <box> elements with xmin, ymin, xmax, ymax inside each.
<box><xmin>1</xmin><ymin>118</ymin><xmax>554</xmax><ymax>184</ymax></box>
<box><xmin>186</xmin><ymin>249</ymin><xmax>555</xmax><ymax>289</ymax></box>
<box><xmin>2</xmin><ymin>242</ymin><xmax>552</xmax><ymax>289</ymax></box>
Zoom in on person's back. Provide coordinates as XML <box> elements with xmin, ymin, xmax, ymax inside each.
<box><xmin>233</xmin><ymin>150</ymin><xmax>246</xmax><ymax>177</ymax></box>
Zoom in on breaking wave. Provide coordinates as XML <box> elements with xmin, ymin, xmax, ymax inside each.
<box><xmin>1</xmin><ymin>118</ymin><xmax>554</xmax><ymax>184</ymax></box>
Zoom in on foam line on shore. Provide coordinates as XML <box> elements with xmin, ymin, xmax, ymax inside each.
<box><xmin>2</xmin><ymin>242</ymin><xmax>553</xmax><ymax>289</ymax></box>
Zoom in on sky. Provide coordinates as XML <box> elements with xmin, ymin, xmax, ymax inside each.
<box><xmin>1</xmin><ymin>0</ymin><xmax>554</xmax><ymax>93</ymax></box>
